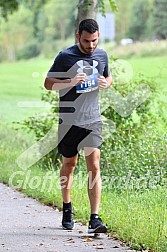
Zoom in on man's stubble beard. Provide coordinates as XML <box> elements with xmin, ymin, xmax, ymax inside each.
<box><xmin>79</xmin><ymin>39</ymin><xmax>97</xmax><ymax>55</ymax></box>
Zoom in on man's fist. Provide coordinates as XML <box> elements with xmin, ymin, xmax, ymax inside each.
<box><xmin>98</xmin><ymin>76</ymin><xmax>108</xmax><ymax>90</ymax></box>
<box><xmin>70</xmin><ymin>73</ymin><xmax>86</xmax><ymax>86</ymax></box>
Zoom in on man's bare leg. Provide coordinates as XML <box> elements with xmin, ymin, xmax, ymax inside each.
<box><xmin>85</xmin><ymin>148</ymin><xmax>101</xmax><ymax>214</ymax></box>
<box><xmin>85</xmin><ymin>147</ymin><xmax>107</xmax><ymax>233</ymax></box>
<box><xmin>60</xmin><ymin>155</ymin><xmax>78</xmax><ymax>203</ymax></box>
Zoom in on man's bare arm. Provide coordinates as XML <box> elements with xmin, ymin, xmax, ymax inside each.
<box><xmin>44</xmin><ymin>73</ymin><xmax>86</xmax><ymax>90</ymax></box>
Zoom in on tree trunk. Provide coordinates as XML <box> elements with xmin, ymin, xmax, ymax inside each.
<box><xmin>75</xmin><ymin>0</ymin><xmax>98</xmax><ymax>40</ymax></box>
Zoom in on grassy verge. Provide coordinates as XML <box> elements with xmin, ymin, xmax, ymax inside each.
<box><xmin>0</xmin><ymin>124</ymin><xmax>166</xmax><ymax>251</ymax></box>
<box><xmin>105</xmin><ymin>40</ymin><xmax>167</xmax><ymax>59</ymax></box>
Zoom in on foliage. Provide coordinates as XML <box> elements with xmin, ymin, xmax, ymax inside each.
<box><xmin>98</xmin><ymin>62</ymin><xmax>167</xmax><ymax>190</ymax></box>
<box><xmin>16</xmin><ymin>90</ymin><xmax>61</xmax><ymax>168</ymax></box>
<box><xmin>98</xmin><ymin>0</ymin><xmax>118</xmax><ymax>16</ymax></box>
<box><xmin>84</xmin><ymin>75</ymin><xmax>167</xmax><ymax>190</ymax></box>
<box><xmin>0</xmin><ymin>0</ymin><xmax>121</xmax><ymax>61</ymax></box>
<box><xmin>127</xmin><ymin>0</ymin><xmax>153</xmax><ymax>41</ymax></box>
<box><xmin>0</xmin><ymin>0</ymin><xmax>77</xmax><ymax>61</ymax></box>
<box><xmin>153</xmin><ymin>0</ymin><xmax>167</xmax><ymax>39</ymax></box>
<box><xmin>44</xmin><ymin>0</ymin><xmax>77</xmax><ymax>41</ymax></box>
<box><xmin>16</xmin><ymin>41</ymin><xmax>41</xmax><ymax>60</ymax></box>
<box><xmin>0</xmin><ymin>0</ymin><xmax>18</xmax><ymax>19</ymax></box>
<box><xmin>0</xmin><ymin>5</ymin><xmax>34</xmax><ymax>61</ymax></box>
<box><xmin>126</xmin><ymin>0</ymin><xmax>167</xmax><ymax>41</ymax></box>
<box><xmin>114</xmin><ymin>1</ymin><xmax>134</xmax><ymax>41</ymax></box>
<box><xmin>0</xmin><ymin>0</ymin><xmax>167</xmax><ymax>61</ymax></box>
<box><xmin>100</xmin><ymin>126</ymin><xmax>167</xmax><ymax>191</ymax></box>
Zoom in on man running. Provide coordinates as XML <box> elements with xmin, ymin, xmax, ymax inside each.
<box><xmin>44</xmin><ymin>19</ymin><xmax>112</xmax><ymax>233</ymax></box>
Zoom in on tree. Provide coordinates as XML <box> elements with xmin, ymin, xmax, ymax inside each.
<box><xmin>0</xmin><ymin>0</ymin><xmax>118</xmax><ymax>44</ymax></box>
<box><xmin>75</xmin><ymin>0</ymin><xmax>117</xmax><ymax>36</ymax></box>
<box><xmin>75</xmin><ymin>0</ymin><xmax>98</xmax><ymax>34</ymax></box>
<box><xmin>0</xmin><ymin>0</ymin><xmax>118</xmax><ymax>61</ymax></box>
<box><xmin>0</xmin><ymin>5</ymin><xmax>34</xmax><ymax>61</ymax></box>
<box><xmin>153</xmin><ymin>0</ymin><xmax>167</xmax><ymax>39</ymax></box>
<box><xmin>1</xmin><ymin>0</ymin><xmax>117</xmax><ymax>25</ymax></box>
<box><xmin>114</xmin><ymin>0</ymin><xmax>133</xmax><ymax>41</ymax></box>
<box><xmin>44</xmin><ymin>0</ymin><xmax>77</xmax><ymax>41</ymax></box>
<box><xmin>127</xmin><ymin>0</ymin><xmax>153</xmax><ymax>41</ymax></box>
<box><xmin>0</xmin><ymin>0</ymin><xmax>18</xmax><ymax>19</ymax></box>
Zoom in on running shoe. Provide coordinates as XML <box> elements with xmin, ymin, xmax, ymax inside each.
<box><xmin>62</xmin><ymin>209</ymin><xmax>75</xmax><ymax>230</ymax></box>
<box><xmin>88</xmin><ymin>215</ymin><xmax>107</xmax><ymax>233</ymax></box>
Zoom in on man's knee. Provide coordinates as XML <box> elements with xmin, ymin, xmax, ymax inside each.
<box><xmin>62</xmin><ymin>156</ymin><xmax>77</xmax><ymax>171</ymax></box>
<box><xmin>88</xmin><ymin>162</ymin><xmax>100</xmax><ymax>174</ymax></box>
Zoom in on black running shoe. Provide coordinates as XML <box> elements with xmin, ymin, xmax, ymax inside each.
<box><xmin>62</xmin><ymin>209</ymin><xmax>75</xmax><ymax>230</ymax></box>
<box><xmin>88</xmin><ymin>215</ymin><xmax>107</xmax><ymax>233</ymax></box>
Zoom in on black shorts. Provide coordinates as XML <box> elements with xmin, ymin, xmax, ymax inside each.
<box><xmin>58</xmin><ymin>122</ymin><xmax>102</xmax><ymax>158</ymax></box>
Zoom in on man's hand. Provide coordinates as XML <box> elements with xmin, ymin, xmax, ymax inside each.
<box><xmin>98</xmin><ymin>76</ymin><xmax>112</xmax><ymax>90</ymax></box>
<box><xmin>70</xmin><ymin>73</ymin><xmax>86</xmax><ymax>86</ymax></box>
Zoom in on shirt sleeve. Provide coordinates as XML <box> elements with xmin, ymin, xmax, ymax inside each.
<box><xmin>103</xmin><ymin>52</ymin><xmax>111</xmax><ymax>78</ymax></box>
<box><xmin>47</xmin><ymin>52</ymin><xmax>65</xmax><ymax>78</ymax></box>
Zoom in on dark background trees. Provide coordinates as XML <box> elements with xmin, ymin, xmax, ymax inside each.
<box><xmin>127</xmin><ymin>0</ymin><xmax>152</xmax><ymax>41</ymax></box>
<box><xmin>0</xmin><ymin>0</ymin><xmax>18</xmax><ymax>18</ymax></box>
<box><xmin>0</xmin><ymin>0</ymin><xmax>166</xmax><ymax>61</ymax></box>
<box><xmin>153</xmin><ymin>0</ymin><xmax>167</xmax><ymax>39</ymax></box>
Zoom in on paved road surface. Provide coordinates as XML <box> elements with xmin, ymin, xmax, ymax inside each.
<box><xmin>0</xmin><ymin>183</ymin><xmax>132</xmax><ymax>252</ymax></box>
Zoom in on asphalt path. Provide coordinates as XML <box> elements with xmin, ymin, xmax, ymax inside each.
<box><xmin>0</xmin><ymin>183</ymin><xmax>132</xmax><ymax>252</ymax></box>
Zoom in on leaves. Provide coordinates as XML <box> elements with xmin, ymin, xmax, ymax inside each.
<box><xmin>0</xmin><ymin>0</ymin><xmax>19</xmax><ymax>19</ymax></box>
<box><xmin>98</xmin><ymin>0</ymin><xmax>118</xmax><ymax>16</ymax></box>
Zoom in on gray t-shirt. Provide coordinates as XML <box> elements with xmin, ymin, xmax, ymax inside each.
<box><xmin>48</xmin><ymin>44</ymin><xmax>110</xmax><ymax>126</ymax></box>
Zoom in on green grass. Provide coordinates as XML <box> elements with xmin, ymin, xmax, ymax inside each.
<box><xmin>0</xmin><ymin>56</ymin><xmax>167</xmax><ymax>251</ymax></box>
<box><xmin>74</xmin><ymin>182</ymin><xmax>167</xmax><ymax>251</ymax></box>
<box><xmin>129</xmin><ymin>56</ymin><xmax>167</xmax><ymax>129</ymax></box>
<box><xmin>128</xmin><ymin>56</ymin><xmax>167</xmax><ymax>87</ymax></box>
<box><xmin>0</xmin><ymin>58</ymin><xmax>53</xmax><ymax>122</ymax></box>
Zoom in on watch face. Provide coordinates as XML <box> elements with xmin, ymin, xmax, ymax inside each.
<box><xmin>76</xmin><ymin>73</ymin><xmax>98</xmax><ymax>93</ymax></box>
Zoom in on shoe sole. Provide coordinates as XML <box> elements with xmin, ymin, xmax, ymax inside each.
<box><xmin>62</xmin><ymin>223</ymin><xmax>75</xmax><ymax>230</ymax></box>
<box><xmin>88</xmin><ymin>225</ymin><xmax>107</xmax><ymax>234</ymax></box>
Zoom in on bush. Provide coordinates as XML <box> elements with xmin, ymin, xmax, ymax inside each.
<box><xmin>16</xmin><ymin>90</ymin><xmax>61</xmax><ymax>168</ymax></box>
<box><xmin>98</xmin><ymin>71</ymin><xmax>167</xmax><ymax>191</ymax></box>
<box><xmin>100</xmin><ymin>125</ymin><xmax>167</xmax><ymax>191</ymax></box>
<box><xmin>17</xmin><ymin>42</ymin><xmax>41</xmax><ymax>60</ymax></box>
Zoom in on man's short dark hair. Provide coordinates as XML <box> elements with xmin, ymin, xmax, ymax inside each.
<box><xmin>78</xmin><ymin>19</ymin><xmax>99</xmax><ymax>35</ymax></box>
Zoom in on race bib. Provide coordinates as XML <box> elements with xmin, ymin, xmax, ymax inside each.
<box><xmin>76</xmin><ymin>74</ymin><xmax>98</xmax><ymax>93</ymax></box>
